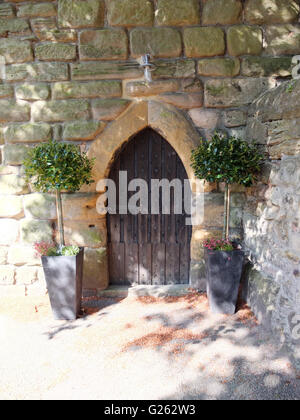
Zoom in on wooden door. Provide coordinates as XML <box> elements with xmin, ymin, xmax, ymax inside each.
<box><xmin>107</xmin><ymin>128</ymin><xmax>192</xmax><ymax>285</ymax></box>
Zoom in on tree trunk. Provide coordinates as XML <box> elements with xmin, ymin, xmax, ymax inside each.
<box><xmin>56</xmin><ymin>190</ymin><xmax>65</xmax><ymax>251</ymax></box>
<box><xmin>223</xmin><ymin>183</ymin><xmax>231</xmax><ymax>240</ymax></box>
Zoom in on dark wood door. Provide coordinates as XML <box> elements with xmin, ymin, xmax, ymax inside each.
<box><xmin>107</xmin><ymin>128</ymin><xmax>192</xmax><ymax>285</ymax></box>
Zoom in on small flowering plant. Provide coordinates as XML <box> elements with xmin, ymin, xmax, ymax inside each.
<box><xmin>203</xmin><ymin>238</ymin><xmax>235</xmax><ymax>252</ymax></box>
<box><xmin>34</xmin><ymin>242</ymin><xmax>80</xmax><ymax>257</ymax></box>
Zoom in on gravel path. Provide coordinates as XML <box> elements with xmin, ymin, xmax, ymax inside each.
<box><xmin>0</xmin><ymin>293</ymin><xmax>299</xmax><ymax>400</ymax></box>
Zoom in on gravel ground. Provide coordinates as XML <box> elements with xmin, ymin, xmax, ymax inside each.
<box><xmin>0</xmin><ymin>292</ymin><xmax>299</xmax><ymax>400</ymax></box>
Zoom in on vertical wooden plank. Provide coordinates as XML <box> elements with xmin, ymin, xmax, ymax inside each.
<box><xmin>122</xmin><ymin>138</ymin><xmax>135</xmax><ymax>245</ymax></box>
<box><xmin>164</xmin><ymin>141</ymin><xmax>177</xmax><ymax>283</ymax></box>
<box><xmin>136</xmin><ymin>129</ymin><xmax>149</xmax><ymax>245</ymax></box>
<box><xmin>164</xmin><ymin>141</ymin><xmax>177</xmax><ymax>245</ymax></box>
<box><xmin>125</xmin><ymin>243</ymin><xmax>139</xmax><ymax>285</ymax></box>
<box><xmin>139</xmin><ymin>244</ymin><xmax>152</xmax><ymax>285</ymax></box>
<box><xmin>166</xmin><ymin>243</ymin><xmax>180</xmax><ymax>284</ymax></box>
<box><xmin>152</xmin><ymin>243</ymin><xmax>166</xmax><ymax>285</ymax></box>
<box><xmin>176</xmin><ymin>154</ymin><xmax>192</xmax><ymax>284</ymax></box>
<box><xmin>150</xmin><ymin>130</ymin><xmax>162</xmax><ymax>245</ymax></box>
<box><xmin>109</xmin><ymin>243</ymin><xmax>125</xmax><ymax>285</ymax></box>
<box><xmin>179</xmin><ymin>241</ymin><xmax>190</xmax><ymax>284</ymax></box>
<box><xmin>136</xmin><ymin>129</ymin><xmax>152</xmax><ymax>284</ymax></box>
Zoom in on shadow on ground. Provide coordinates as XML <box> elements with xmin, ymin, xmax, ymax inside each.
<box><xmin>0</xmin><ymin>292</ymin><xmax>299</xmax><ymax>400</ymax></box>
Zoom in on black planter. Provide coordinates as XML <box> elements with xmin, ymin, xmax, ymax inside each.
<box><xmin>204</xmin><ymin>249</ymin><xmax>244</xmax><ymax>315</ymax></box>
<box><xmin>42</xmin><ymin>248</ymin><xmax>84</xmax><ymax>320</ymax></box>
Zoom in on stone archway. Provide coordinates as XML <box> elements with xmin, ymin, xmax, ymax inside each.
<box><xmin>88</xmin><ymin>100</ymin><xmax>203</xmax><ymax>289</ymax></box>
<box><xmin>88</xmin><ymin>100</ymin><xmax>199</xmax><ymax>185</ymax></box>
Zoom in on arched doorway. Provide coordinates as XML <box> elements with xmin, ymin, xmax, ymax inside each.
<box><xmin>107</xmin><ymin>127</ymin><xmax>192</xmax><ymax>286</ymax></box>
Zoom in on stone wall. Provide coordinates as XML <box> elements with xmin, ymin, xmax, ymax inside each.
<box><xmin>0</xmin><ymin>0</ymin><xmax>299</xmax><ymax>293</ymax></box>
<box><xmin>244</xmin><ymin>79</ymin><xmax>300</xmax><ymax>368</ymax></box>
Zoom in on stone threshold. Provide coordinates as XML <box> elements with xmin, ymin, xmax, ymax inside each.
<box><xmin>83</xmin><ymin>284</ymin><xmax>198</xmax><ymax>301</ymax></box>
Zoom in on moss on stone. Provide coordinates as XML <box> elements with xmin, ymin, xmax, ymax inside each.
<box><xmin>130</xmin><ymin>28</ymin><xmax>182</xmax><ymax>58</ymax></box>
<box><xmin>184</xmin><ymin>27</ymin><xmax>225</xmax><ymax>58</ymax></box>
<box><xmin>198</xmin><ymin>58</ymin><xmax>240</xmax><ymax>77</ymax></box>
<box><xmin>155</xmin><ymin>0</ymin><xmax>200</xmax><ymax>26</ymax></box>
<box><xmin>58</xmin><ymin>0</ymin><xmax>105</xmax><ymax>28</ymax></box>
<box><xmin>107</xmin><ymin>0</ymin><xmax>153</xmax><ymax>27</ymax></box>
<box><xmin>241</xmin><ymin>57</ymin><xmax>292</xmax><ymax>77</ymax></box>
<box><xmin>202</xmin><ymin>0</ymin><xmax>242</xmax><ymax>24</ymax></box>
<box><xmin>79</xmin><ymin>29</ymin><xmax>128</xmax><ymax>61</ymax></box>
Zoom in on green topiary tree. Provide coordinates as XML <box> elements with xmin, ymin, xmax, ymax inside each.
<box><xmin>23</xmin><ymin>140</ymin><xmax>95</xmax><ymax>252</ymax></box>
<box><xmin>191</xmin><ymin>132</ymin><xmax>263</xmax><ymax>240</ymax></box>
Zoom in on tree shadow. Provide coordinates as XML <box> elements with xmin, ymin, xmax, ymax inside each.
<box><xmin>44</xmin><ymin>296</ymin><xmax>124</xmax><ymax>340</ymax></box>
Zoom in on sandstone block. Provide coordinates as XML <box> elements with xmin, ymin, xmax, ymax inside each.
<box><xmin>265</xmin><ymin>25</ymin><xmax>300</xmax><ymax>55</ymax></box>
<box><xmin>0</xmin><ymin>174</ymin><xmax>29</xmax><ymax>195</ymax></box>
<box><xmin>188</xmin><ymin>109</ymin><xmax>220</xmax><ymax>129</ymax></box>
<box><xmin>4</xmin><ymin>123</ymin><xmax>52</xmax><ymax>143</ymax></box>
<box><xmin>35</xmin><ymin>43</ymin><xmax>76</xmax><ymax>62</ymax></box>
<box><xmin>130</xmin><ymin>28</ymin><xmax>182</xmax><ymax>58</ymax></box>
<box><xmin>0</xmin><ymin>195</ymin><xmax>23</xmax><ymax>218</ymax></box>
<box><xmin>53</xmin><ymin>81</ymin><xmax>122</xmax><ymax>100</ymax></box>
<box><xmin>24</xmin><ymin>193</ymin><xmax>57</xmax><ymax>220</ymax></box>
<box><xmin>83</xmin><ymin>247</ymin><xmax>109</xmax><ymax>290</ymax></box>
<box><xmin>17</xmin><ymin>3</ymin><xmax>57</xmax><ymax>18</ymax></box>
<box><xmin>71</xmin><ymin>62</ymin><xmax>142</xmax><ymax>81</ymax></box>
<box><xmin>16</xmin><ymin>83</ymin><xmax>50</xmax><ymax>101</ymax></box>
<box><xmin>158</xmin><ymin>92</ymin><xmax>203</xmax><ymax>109</ymax></box>
<box><xmin>0</xmin><ymin>18</ymin><xmax>30</xmax><ymax>37</ymax></box>
<box><xmin>32</xmin><ymin>17</ymin><xmax>77</xmax><ymax>43</ymax></box>
<box><xmin>0</xmin><ymin>85</ymin><xmax>14</xmax><ymax>99</ymax></box>
<box><xmin>152</xmin><ymin>59</ymin><xmax>195</xmax><ymax>79</ymax></box>
<box><xmin>5</xmin><ymin>63</ymin><xmax>69</xmax><ymax>83</ymax></box>
<box><xmin>241</xmin><ymin>57</ymin><xmax>292</xmax><ymax>77</ymax></box>
<box><xmin>20</xmin><ymin>220</ymin><xmax>53</xmax><ymax>245</ymax></box>
<box><xmin>91</xmin><ymin>99</ymin><xmax>130</xmax><ymax>121</ymax></box>
<box><xmin>2</xmin><ymin>144</ymin><xmax>29</xmax><ymax>166</ymax></box>
<box><xmin>0</xmin><ymin>101</ymin><xmax>30</xmax><ymax>123</ymax></box>
<box><xmin>125</xmin><ymin>80</ymin><xmax>180</xmax><ymax>97</ymax></box>
<box><xmin>58</xmin><ymin>0</ymin><xmax>105</xmax><ymax>28</ymax></box>
<box><xmin>155</xmin><ymin>0</ymin><xmax>200</xmax><ymax>26</ymax></box>
<box><xmin>62</xmin><ymin>193</ymin><xmax>102</xmax><ymax>221</ymax></box>
<box><xmin>107</xmin><ymin>0</ymin><xmax>153</xmax><ymax>27</ymax></box>
<box><xmin>227</xmin><ymin>26</ymin><xmax>263</xmax><ymax>56</ymax></box>
<box><xmin>224</xmin><ymin>110</ymin><xmax>247</xmax><ymax>127</ymax></box>
<box><xmin>63</xmin><ymin>121</ymin><xmax>106</xmax><ymax>141</ymax></box>
<box><xmin>245</xmin><ymin>0</ymin><xmax>299</xmax><ymax>24</ymax></box>
<box><xmin>32</xmin><ymin>100</ymin><xmax>90</xmax><ymax>122</ymax></box>
<box><xmin>0</xmin><ymin>38</ymin><xmax>32</xmax><ymax>64</ymax></box>
<box><xmin>0</xmin><ymin>4</ymin><xmax>14</xmax><ymax>19</ymax></box>
<box><xmin>62</xmin><ymin>220</ymin><xmax>107</xmax><ymax>248</ymax></box>
<box><xmin>8</xmin><ymin>245</ymin><xmax>40</xmax><ymax>266</ymax></box>
<box><xmin>184</xmin><ymin>27</ymin><xmax>225</xmax><ymax>58</ymax></box>
<box><xmin>198</xmin><ymin>58</ymin><xmax>240</xmax><ymax>77</ymax></box>
<box><xmin>202</xmin><ymin>0</ymin><xmax>242</xmax><ymax>24</ymax></box>
<box><xmin>79</xmin><ymin>29</ymin><xmax>128</xmax><ymax>61</ymax></box>
<box><xmin>205</xmin><ymin>78</ymin><xmax>269</xmax><ymax>108</ymax></box>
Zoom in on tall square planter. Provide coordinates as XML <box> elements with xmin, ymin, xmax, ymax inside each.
<box><xmin>42</xmin><ymin>248</ymin><xmax>84</xmax><ymax>320</ymax></box>
<box><xmin>204</xmin><ymin>249</ymin><xmax>244</xmax><ymax>315</ymax></box>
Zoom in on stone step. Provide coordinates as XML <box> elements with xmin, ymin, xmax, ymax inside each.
<box><xmin>82</xmin><ymin>285</ymin><xmax>198</xmax><ymax>306</ymax></box>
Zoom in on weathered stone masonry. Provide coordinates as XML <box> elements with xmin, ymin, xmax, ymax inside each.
<box><xmin>0</xmin><ymin>0</ymin><xmax>299</xmax><ymax>317</ymax></box>
<box><xmin>244</xmin><ymin>80</ymin><xmax>300</xmax><ymax>367</ymax></box>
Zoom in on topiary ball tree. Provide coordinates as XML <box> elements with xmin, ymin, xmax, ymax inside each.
<box><xmin>23</xmin><ymin>140</ymin><xmax>95</xmax><ymax>251</ymax></box>
<box><xmin>191</xmin><ymin>132</ymin><xmax>263</xmax><ymax>240</ymax></box>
